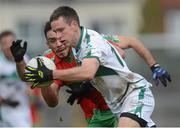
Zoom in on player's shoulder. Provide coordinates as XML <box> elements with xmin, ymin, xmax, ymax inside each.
<box><xmin>86</xmin><ymin>29</ymin><xmax>105</xmax><ymax>45</ymax></box>
<box><xmin>43</xmin><ymin>49</ymin><xmax>55</xmax><ymax>60</ymax></box>
<box><xmin>43</xmin><ymin>49</ymin><xmax>53</xmax><ymax>55</ymax></box>
<box><xmin>85</xmin><ymin>27</ymin><xmax>101</xmax><ymax>38</ymax></box>
<box><xmin>80</xmin><ymin>27</ymin><xmax>100</xmax><ymax>41</ymax></box>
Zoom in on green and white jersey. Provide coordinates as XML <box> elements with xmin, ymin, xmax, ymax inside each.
<box><xmin>75</xmin><ymin>27</ymin><xmax>152</xmax><ymax>116</ymax></box>
<box><xmin>0</xmin><ymin>52</ymin><xmax>32</xmax><ymax>127</ymax></box>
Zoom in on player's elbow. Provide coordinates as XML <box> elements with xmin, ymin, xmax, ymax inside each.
<box><xmin>48</xmin><ymin>103</ymin><xmax>58</xmax><ymax>108</ymax></box>
<box><xmin>41</xmin><ymin>89</ymin><xmax>59</xmax><ymax>107</ymax></box>
<box><xmin>86</xmin><ymin>75</ymin><xmax>93</xmax><ymax>81</ymax></box>
<box><xmin>45</xmin><ymin>97</ymin><xmax>59</xmax><ymax>107</ymax></box>
<box><xmin>46</xmin><ymin>100</ymin><xmax>58</xmax><ymax>108</ymax></box>
<box><xmin>84</xmin><ymin>72</ymin><xmax>95</xmax><ymax>80</ymax></box>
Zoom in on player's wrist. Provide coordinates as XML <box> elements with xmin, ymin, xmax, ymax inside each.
<box><xmin>53</xmin><ymin>70</ymin><xmax>58</xmax><ymax>80</ymax></box>
<box><xmin>52</xmin><ymin>70</ymin><xmax>55</xmax><ymax>79</ymax></box>
<box><xmin>15</xmin><ymin>59</ymin><xmax>25</xmax><ymax>64</ymax></box>
<box><xmin>150</xmin><ymin>63</ymin><xmax>160</xmax><ymax>72</ymax></box>
<box><xmin>14</xmin><ymin>56</ymin><xmax>24</xmax><ymax>63</ymax></box>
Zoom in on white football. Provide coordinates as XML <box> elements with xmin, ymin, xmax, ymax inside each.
<box><xmin>26</xmin><ymin>56</ymin><xmax>56</xmax><ymax>88</ymax></box>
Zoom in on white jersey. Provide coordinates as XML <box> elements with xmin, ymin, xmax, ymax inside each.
<box><xmin>0</xmin><ymin>52</ymin><xmax>32</xmax><ymax>127</ymax></box>
<box><xmin>75</xmin><ymin>27</ymin><xmax>152</xmax><ymax>116</ymax></box>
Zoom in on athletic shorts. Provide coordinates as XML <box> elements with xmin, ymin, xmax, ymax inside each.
<box><xmin>119</xmin><ymin>87</ymin><xmax>155</xmax><ymax>127</ymax></box>
<box><xmin>86</xmin><ymin>109</ymin><xmax>118</xmax><ymax>127</ymax></box>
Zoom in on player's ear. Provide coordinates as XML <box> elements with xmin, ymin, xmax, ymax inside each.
<box><xmin>71</xmin><ymin>20</ymin><xmax>79</xmax><ymax>32</ymax></box>
<box><xmin>71</xmin><ymin>20</ymin><xmax>78</xmax><ymax>27</ymax></box>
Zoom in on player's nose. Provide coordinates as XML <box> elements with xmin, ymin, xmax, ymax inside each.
<box><xmin>56</xmin><ymin>31</ymin><xmax>63</xmax><ymax>39</ymax></box>
<box><xmin>57</xmin><ymin>41</ymin><xmax>65</xmax><ymax>49</ymax></box>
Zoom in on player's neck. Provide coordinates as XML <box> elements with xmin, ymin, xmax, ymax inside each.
<box><xmin>73</xmin><ymin>27</ymin><xmax>81</xmax><ymax>48</ymax></box>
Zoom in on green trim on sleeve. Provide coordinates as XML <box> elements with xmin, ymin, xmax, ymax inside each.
<box><xmin>96</xmin><ymin>66</ymin><xmax>118</xmax><ymax>77</ymax></box>
<box><xmin>103</xmin><ymin>35</ymin><xmax>121</xmax><ymax>43</ymax></box>
<box><xmin>83</xmin><ymin>56</ymin><xmax>118</xmax><ymax>77</ymax></box>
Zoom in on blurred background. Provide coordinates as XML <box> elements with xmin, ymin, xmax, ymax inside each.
<box><xmin>0</xmin><ymin>0</ymin><xmax>180</xmax><ymax>127</ymax></box>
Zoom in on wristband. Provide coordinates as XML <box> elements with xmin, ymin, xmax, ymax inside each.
<box><xmin>150</xmin><ymin>63</ymin><xmax>160</xmax><ymax>71</ymax></box>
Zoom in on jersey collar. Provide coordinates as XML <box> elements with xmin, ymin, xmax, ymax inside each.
<box><xmin>54</xmin><ymin>48</ymin><xmax>74</xmax><ymax>64</ymax></box>
<box><xmin>76</xmin><ymin>26</ymin><xmax>86</xmax><ymax>52</ymax></box>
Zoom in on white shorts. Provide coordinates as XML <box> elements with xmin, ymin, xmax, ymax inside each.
<box><xmin>118</xmin><ymin>87</ymin><xmax>155</xmax><ymax>127</ymax></box>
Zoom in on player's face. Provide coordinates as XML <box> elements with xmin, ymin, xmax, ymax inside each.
<box><xmin>46</xmin><ymin>30</ymin><xmax>70</xmax><ymax>58</ymax></box>
<box><xmin>0</xmin><ymin>35</ymin><xmax>15</xmax><ymax>61</ymax></box>
<box><xmin>51</xmin><ymin>16</ymin><xmax>79</xmax><ymax>48</ymax></box>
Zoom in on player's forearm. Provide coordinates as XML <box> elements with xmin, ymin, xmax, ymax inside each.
<box><xmin>53</xmin><ymin>58</ymin><xmax>99</xmax><ymax>82</ymax></box>
<box><xmin>128</xmin><ymin>37</ymin><xmax>156</xmax><ymax>67</ymax></box>
<box><xmin>53</xmin><ymin>66</ymin><xmax>93</xmax><ymax>82</ymax></box>
<box><xmin>41</xmin><ymin>86</ymin><xmax>59</xmax><ymax>107</ymax></box>
<box><xmin>16</xmin><ymin>60</ymin><xmax>26</xmax><ymax>81</ymax></box>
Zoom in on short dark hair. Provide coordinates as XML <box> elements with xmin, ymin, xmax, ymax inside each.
<box><xmin>50</xmin><ymin>6</ymin><xmax>80</xmax><ymax>26</ymax></box>
<box><xmin>44</xmin><ymin>21</ymin><xmax>51</xmax><ymax>39</ymax></box>
<box><xmin>0</xmin><ymin>30</ymin><xmax>15</xmax><ymax>41</ymax></box>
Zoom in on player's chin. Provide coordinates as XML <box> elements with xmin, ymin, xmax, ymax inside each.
<box><xmin>57</xmin><ymin>52</ymin><xmax>69</xmax><ymax>59</ymax></box>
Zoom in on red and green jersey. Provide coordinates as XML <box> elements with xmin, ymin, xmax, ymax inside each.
<box><xmin>43</xmin><ymin>49</ymin><xmax>109</xmax><ymax>119</ymax></box>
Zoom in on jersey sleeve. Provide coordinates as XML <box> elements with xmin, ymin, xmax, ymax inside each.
<box><xmin>82</xmin><ymin>34</ymin><xmax>108</xmax><ymax>65</ymax></box>
<box><xmin>102</xmin><ymin>35</ymin><xmax>120</xmax><ymax>43</ymax></box>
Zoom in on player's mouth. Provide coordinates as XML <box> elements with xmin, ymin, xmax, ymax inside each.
<box><xmin>56</xmin><ymin>45</ymin><xmax>66</xmax><ymax>53</ymax></box>
<box><xmin>56</xmin><ymin>48</ymin><xmax>62</xmax><ymax>54</ymax></box>
<box><xmin>56</xmin><ymin>49</ymin><xmax>69</xmax><ymax>58</ymax></box>
<box><xmin>56</xmin><ymin>45</ymin><xmax>67</xmax><ymax>55</ymax></box>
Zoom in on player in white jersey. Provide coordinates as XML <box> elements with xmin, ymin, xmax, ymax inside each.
<box><xmin>25</xmin><ymin>6</ymin><xmax>171</xmax><ymax>127</ymax></box>
<box><xmin>0</xmin><ymin>31</ymin><xmax>32</xmax><ymax>127</ymax></box>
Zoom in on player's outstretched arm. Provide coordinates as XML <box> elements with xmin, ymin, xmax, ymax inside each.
<box><xmin>117</xmin><ymin>36</ymin><xmax>171</xmax><ymax>87</ymax></box>
<box><xmin>117</xmin><ymin>36</ymin><xmax>156</xmax><ymax>67</ymax></box>
<box><xmin>16</xmin><ymin>61</ymin><xmax>26</xmax><ymax>81</ymax></box>
<box><xmin>41</xmin><ymin>82</ymin><xmax>59</xmax><ymax>107</ymax></box>
<box><xmin>10</xmin><ymin>39</ymin><xmax>27</xmax><ymax>81</ymax></box>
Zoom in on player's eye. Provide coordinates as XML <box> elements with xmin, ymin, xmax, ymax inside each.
<box><xmin>48</xmin><ymin>38</ymin><xmax>56</xmax><ymax>44</ymax></box>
